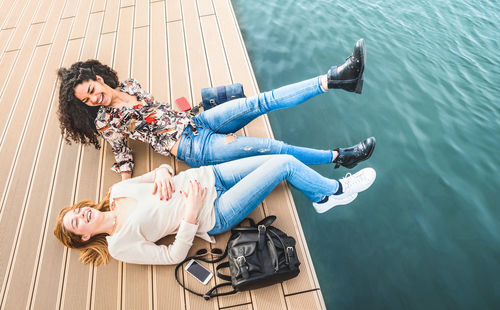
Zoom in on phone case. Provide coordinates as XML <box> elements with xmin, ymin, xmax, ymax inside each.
<box><xmin>175</xmin><ymin>97</ymin><xmax>191</xmax><ymax>111</ymax></box>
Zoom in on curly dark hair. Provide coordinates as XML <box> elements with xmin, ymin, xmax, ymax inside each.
<box><xmin>57</xmin><ymin>59</ymin><xmax>119</xmax><ymax>149</ymax></box>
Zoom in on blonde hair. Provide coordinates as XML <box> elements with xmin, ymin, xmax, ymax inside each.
<box><xmin>53</xmin><ymin>194</ymin><xmax>111</xmax><ymax>265</ymax></box>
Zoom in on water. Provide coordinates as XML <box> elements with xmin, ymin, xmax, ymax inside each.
<box><xmin>231</xmin><ymin>0</ymin><xmax>500</xmax><ymax>309</ymax></box>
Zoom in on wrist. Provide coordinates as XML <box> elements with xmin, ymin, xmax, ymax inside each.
<box><xmin>158</xmin><ymin>164</ymin><xmax>174</xmax><ymax>176</ymax></box>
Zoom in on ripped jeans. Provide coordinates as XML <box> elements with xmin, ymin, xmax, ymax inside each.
<box><xmin>208</xmin><ymin>154</ymin><xmax>339</xmax><ymax>234</ymax></box>
<box><xmin>176</xmin><ymin>76</ymin><xmax>334</xmax><ymax>167</ymax></box>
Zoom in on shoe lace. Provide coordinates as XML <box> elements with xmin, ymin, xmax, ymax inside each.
<box><xmin>340</xmin><ymin>172</ymin><xmax>364</xmax><ymax>189</ymax></box>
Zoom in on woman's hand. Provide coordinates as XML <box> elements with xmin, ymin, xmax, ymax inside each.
<box><xmin>153</xmin><ymin>166</ymin><xmax>175</xmax><ymax>200</ymax></box>
<box><xmin>181</xmin><ymin>180</ymin><xmax>207</xmax><ymax>224</ymax></box>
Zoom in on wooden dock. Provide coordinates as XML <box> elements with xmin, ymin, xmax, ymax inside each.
<box><xmin>0</xmin><ymin>0</ymin><xmax>326</xmax><ymax>309</ymax></box>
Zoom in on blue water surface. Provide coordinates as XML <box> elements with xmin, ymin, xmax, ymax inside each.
<box><xmin>231</xmin><ymin>0</ymin><xmax>500</xmax><ymax>309</ymax></box>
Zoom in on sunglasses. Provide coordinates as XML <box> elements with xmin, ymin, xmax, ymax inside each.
<box><xmin>195</xmin><ymin>248</ymin><xmax>224</xmax><ymax>258</ymax></box>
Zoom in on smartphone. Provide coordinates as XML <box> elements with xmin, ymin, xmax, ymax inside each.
<box><xmin>175</xmin><ymin>97</ymin><xmax>191</xmax><ymax>111</ymax></box>
<box><xmin>185</xmin><ymin>259</ymin><xmax>213</xmax><ymax>285</ymax></box>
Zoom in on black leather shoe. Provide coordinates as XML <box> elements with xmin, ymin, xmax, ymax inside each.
<box><xmin>334</xmin><ymin>136</ymin><xmax>375</xmax><ymax>169</ymax></box>
<box><xmin>327</xmin><ymin>38</ymin><xmax>366</xmax><ymax>94</ymax></box>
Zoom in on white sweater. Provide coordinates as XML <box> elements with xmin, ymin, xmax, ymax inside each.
<box><xmin>105</xmin><ymin>165</ymin><xmax>217</xmax><ymax>265</ymax></box>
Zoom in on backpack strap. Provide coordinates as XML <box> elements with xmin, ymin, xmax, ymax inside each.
<box><xmin>215</xmin><ymin>262</ymin><xmax>232</xmax><ymax>281</ymax></box>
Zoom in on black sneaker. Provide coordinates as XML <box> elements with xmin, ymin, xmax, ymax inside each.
<box><xmin>334</xmin><ymin>136</ymin><xmax>376</xmax><ymax>169</ymax></box>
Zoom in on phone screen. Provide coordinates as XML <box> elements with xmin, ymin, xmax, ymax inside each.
<box><xmin>186</xmin><ymin>260</ymin><xmax>211</xmax><ymax>282</ymax></box>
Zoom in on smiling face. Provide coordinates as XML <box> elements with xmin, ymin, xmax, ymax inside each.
<box><xmin>73</xmin><ymin>75</ymin><xmax>113</xmax><ymax>107</ymax></box>
<box><xmin>63</xmin><ymin>206</ymin><xmax>102</xmax><ymax>241</ymax></box>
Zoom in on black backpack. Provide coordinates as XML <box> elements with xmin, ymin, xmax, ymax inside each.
<box><xmin>175</xmin><ymin>216</ymin><xmax>301</xmax><ymax>300</ymax></box>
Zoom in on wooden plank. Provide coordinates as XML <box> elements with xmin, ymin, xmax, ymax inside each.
<box><xmin>38</xmin><ymin>0</ymin><xmax>67</xmax><ymax>46</ymax></box>
<box><xmin>3</xmin><ymin>0</ymin><xmax>29</xmax><ymax>29</ymax></box>
<box><xmin>251</xmin><ymin>284</ymin><xmax>287</xmax><ymax>310</ymax></box>
<box><xmin>211</xmin><ymin>0</ymin><xmax>257</xmax><ymax>94</ymax></box>
<box><xmin>70</xmin><ymin>0</ymin><xmax>93</xmax><ymax>40</ymax></box>
<box><xmin>121</xmin><ymin>0</ymin><xmax>134</xmax><ymax>7</ymax></box>
<box><xmin>0</xmin><ymin>28</ymin><xmax>14</xmax><ymax>57</ymax></box>
<box><xmin>285</xmin><ymin>290</ymin><xmax>325</xmax><ymax>310</ymax></box>
<box><xmin>113</xmin><ymin>6</ymin><xmax>134</xmax><ymax>81</ymax></box>
<box><xmin>182</xmin><ymin>0</ymin><xmax>210</xmax><ymax>105</ymax></box>
<box><xmin>91</xmin><ymin>0</ymin><xmax>106</xmax><ymax>13</ymax></box>
<box><xmin>0</xmin><ymin>0</ymin><xmax>16</xmax><ymax>30</ymax></box>
<box><xmin>0</xmin><ymin>50</ymin><xmax>17</xmax><ymax>98</ymax></box>
<box><xmin>101</xmin><ymin>0</ymin><xmax>120</xmax><ymax>34</ymax></box>
<box><xmin>150</xmin><ymin>0</ymin><xmax>169</xmax><ymax>106</ymax></box>
<box><xmin>197</xmin><ymin>0</ymin><xmax>214</xmax><ymax>16</ymax></box>
<box><xmin>32</xmin><ymin>0</ymin><xmax>54</xmax><ymax>24</ymax></box>
<box><xmin>166</xmin><ymin>0</ymin><xmax>181</xmax><ymax>22</ymax></box>
<box><xmin>167</xmin><ymin>21</ymin><xmax>189</xmax><ymax>101</ymax></box>
<box><xmin>134</xmin><ymin>0</ymin><xmax>149</xmax><ymax>28</ymax></box>
<box><xmin>0</xmin><ymin>23</ymin><xmax>44</xmax><ymax>204</ymax></box>
<box><xmin>29</xmin><ymin>142</ymin><xmax>81</xmax><ymax>310</ymax></box>
<box><xmin>5</xmin><ymin>0</ymin><xmax>41</xmax><ymax>51</ymax></box>
<box><xmin>79</xmin><ymin>12</ymin><xmax>104</xmax><ymax>59</ymax></box>
<box><xmin>62</xmin><ymin>0</ymin><xmax>81</xmax><ymax>19</ymax></box>
<box><xmin>200</xmin><ymin>15</ymin><xmax>231</xmax><ymax>85</ymax></box>
<box><xmin>0</xmin><ymin>18</ymin><xmax>72</xmax><ymax>310</ymax></box>
<box><xmin>221</xmin><ymin>305</ymin><xmax>252</xmax><ymax>310</ymax></box>
<box><xmin>91</xmin><ymin>32</ymin><xmax>120</xmax><ymax>310</ymax></box>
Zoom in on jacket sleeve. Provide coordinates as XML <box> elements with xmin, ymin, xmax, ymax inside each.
<box><xmin>110</xmin><ymin>221</ymin><xmax>199</xmax><ymax>265</ymax></box>
<box><xmin>97</xmin><ymin>123</ymin><xmax>135</xmax><ymax>174</ymax></box>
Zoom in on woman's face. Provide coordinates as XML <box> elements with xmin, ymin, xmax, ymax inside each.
<box><xmin>63</xmin><ymin>206</ymin><xmax>102</xmax><ymax>241</ymax></box>
<box><xmin>74</xmin><ymin>75</ymin><xmax>113</xmax><ymax>107</ymax></box>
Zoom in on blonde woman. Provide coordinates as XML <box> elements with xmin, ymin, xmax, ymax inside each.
<box><xmin>54</xmin><ymin>155</ymin><xmax>376</xmax><ymax>265</ymax></box>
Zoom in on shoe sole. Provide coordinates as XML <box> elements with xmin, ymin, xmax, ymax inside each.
<box><xmin>313</xmin><ymin>193</ymin><xmax>358</xmax><ymax>213</ymax></box>
<box><xmin>354</xmin><ymin>39</ymin><xmax>366</xmax><ymax>94</ymax></box>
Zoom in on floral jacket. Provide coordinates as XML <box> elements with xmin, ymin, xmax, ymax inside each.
<box><xmin>95</xmin><ymin>78</ymin><xmax>194</xmax><ymax>174</ymax></box>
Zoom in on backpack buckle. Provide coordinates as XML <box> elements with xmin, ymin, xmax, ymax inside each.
<box><xmin>237</xmin><ymin>256</ymin><xmax>249</xmax><ymax>279</ymax></box>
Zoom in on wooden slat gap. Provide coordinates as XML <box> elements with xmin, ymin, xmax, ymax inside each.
<box><xmin>121</xmin><ymin>5</ymin><xmax>134</xmax><ymax>9</ymax></box>
<box><xmin>60</xmin><ymin>16</ymin><xmax>74</xmax><ymax>20</ymax></box>
<box><xmin>219</xmin><ymin>301</ymin><xmax>253</xmax><ymax>309</ymax></box>
<box><xmin>134</xmin><ymin>25</ymin><xmax>149</xmax><ymax>30</ymax></box>
<box><xmin>1</xmin><ymin>27</ymin><xmax>16</xmax><ymax>30</ymax></box>
<box><xmin>69</xmin><ymin>36</ymin><xmax>85</xmax><ymax>41</ymax></box>
<box><xmin>284</xmin><ymin>288</ymin><xmax>320</xmax><ymax>298</ymax></box>
<box><xmin>4</xmin><ymin>48</ymin><xmax>20</xmax><ymax>53</ymax></box>
<box><xmin>36</xmin><ymin>43</ymin><xmax>52</xmax><ymax>47</ymax></box>
<box><xmin>199</xmin><ymin>13</ymin><xmax>215</xmax><ymax>18</ymax></box>
<box><xmin>91</xmin><ymin>10</ymin><xmax>105</xmax><ymax>14</ymax></box>
<box><xmin>31</xmin><ymin>21</ymin><xmax>45</xmax><ymax>26</ymax></box>
<box><xmin>167</xmin><ymin>19</ymin><xmax>182</xmax><ymax>23</ymax></box>
<box><xmin>101</xmin><ymin>30</ymin><xmax>117</xmax><ymax>35</ymax></box>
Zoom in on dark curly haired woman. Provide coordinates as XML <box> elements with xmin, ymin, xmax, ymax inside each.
<box><xmin>57</xmin><ymin>39</ymin><xmax>376</xmax><ymax>199</ymax></box>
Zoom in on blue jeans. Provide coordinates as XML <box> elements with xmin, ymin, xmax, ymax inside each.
<box><xmin>207</xmin><ymin>154</ymin><xmax>339</xmax><ymax>235</ymax></box>
<box><xmin>177</xmin><ymin>77</ymin><xmax>333</xmax><ymax>167</ymax></box>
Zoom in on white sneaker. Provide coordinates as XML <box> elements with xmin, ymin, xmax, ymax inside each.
<box><xmin>339</xmin><ymin>167</ymin><xmax>376</xmax><ymax>195</ymax></box>
<box><xmin>312</xmin><ymin>192</ymin><xmax>358</xmax><ymax>213</ymax></box>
